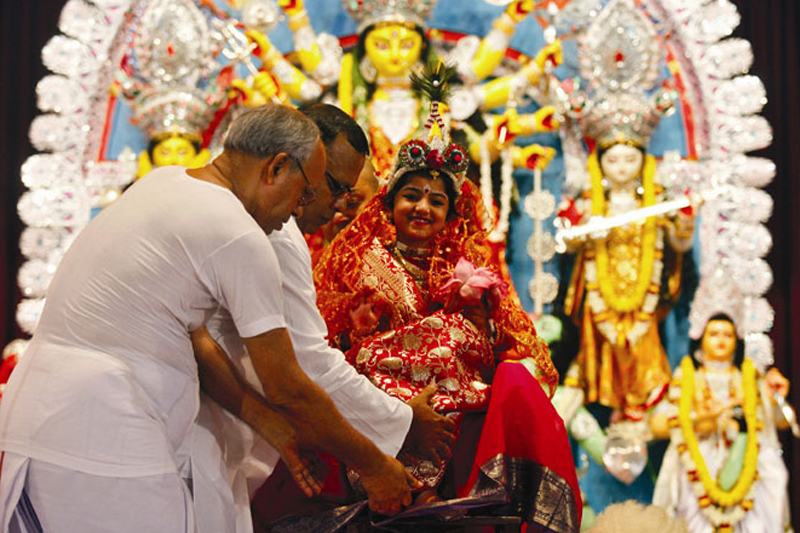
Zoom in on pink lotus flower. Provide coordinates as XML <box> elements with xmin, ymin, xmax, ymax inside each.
<box><xmin>441</xmin><ymin>257</ymin><xmax>508</xmax><ymax>307</ymax></box>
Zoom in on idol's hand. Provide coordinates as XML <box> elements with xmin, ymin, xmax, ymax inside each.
<box><xmin>358</xmin><ymin>455</ymin><xmax>420</xmax><ymax>515</ymax></box>
<box><xmin>403</xmin><ymin>384</ymin><xmax>457</xmax><ymax>465</ymax></box>
<box><xmin>514</xmin><ymin>144</ymin><xmax>556</xmax><ymax>170</ymax></box>
<box><xmin>507</xmin><ymin>0</ymin><xmax>534</xmax><ymax>21</ymax></box>
<box><xmin>695</xmin><ymin>398</ymin><xmax>727</xmax><ymax>436</ymax></box>
<box><xmin>229</xmin><ymin>78</ymin><xmax>256</xmax><ymax>104</ymax></box>
<box><xmin>278</xmin><ymin>0</ymin><xmax>305</xmax><ymax>17</ymax></box>
<box><xmin>535</xmin><ymin>40</ymin><xmax>563</xmax><ymax>71</ymax></box>
<box><xmin>672</xmin><ymin>211</ymin><xmax>695</xmax><ymax>241</ymax></box>
<box><xmin>252</xmin><ymin>71</ymin><xmax>280</xmax><ymax>102</ymax></box>
<box><xmin>491</xmin><ymin>109</ymin><xmax>523</xmax><ymax>146</ymax></box>
<box><xmin>244</xmin><ymin>28</ymin><xmax>275</xmax><ymax>61</ymax></box>
<box><xmin>229</xmin><ymin>72</ymin><xmax>279</xmax><ymax>108</ymax></box>
<box><xmin>766</xmin><ymin>367</ymin><xmax>790</xmax><ymax>401</ymax></box>
<box><xmin>532</xmin><ymin>105</ymin><xmax>560</xmax><ymax>132</ymax></box>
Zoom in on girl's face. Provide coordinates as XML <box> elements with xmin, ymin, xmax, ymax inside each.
<box><xmin>701</xmin><ymin>319</ymin><xmax>737</xmax><ymax>363</ymax></box>
<box><xmin>364</xmin><ymin>24</ymin><xmax>423</xmax><ymax>78</ymax></box>
<box><xmin>599</xmin><ymin>143</ymin><xmax>644</xmax><ymax>188</ymax></box>
<box><xmin>392</xmin><ymin>173</ymin><xmax>449</xmax><ymax>248</ymax></box>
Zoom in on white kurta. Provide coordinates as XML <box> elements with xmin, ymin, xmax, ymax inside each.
<box><xmin>0</xmin><ymin>166</ymin><xmax>286</xmax><ymax>532</ymax></box>
<box><xmin>652</xmin><ymin>366</ymin><xmax>791</xmax><ymax>533</ymax></box>
<box><xmin>195</xmin><ymin>217</ymin><xmax>413</xmax><ymax>533</ymax></box>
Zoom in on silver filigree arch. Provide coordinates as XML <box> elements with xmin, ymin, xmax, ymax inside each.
<box><xmin>9</xmin><ymin>0</ymin><xmax>777</xmax><ymax>371</ymax></box>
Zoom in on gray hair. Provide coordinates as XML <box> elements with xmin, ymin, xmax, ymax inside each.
<box><xmin>223</xmin><ymin>104</ymin><xmax>320</xmax><ymax>163</ymax></box>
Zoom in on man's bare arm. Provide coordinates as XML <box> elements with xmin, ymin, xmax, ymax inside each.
<box><xmin>191</xmin><ymin>327</ymin><xmax>323</xmax><ymax>496</ymax></box>
<box><xmin>244</xmin><ymin>328</ymin><xmax>420</xmax><ymax>514</ymax></box>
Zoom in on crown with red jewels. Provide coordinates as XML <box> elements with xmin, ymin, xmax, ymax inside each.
<box><xmin>342</xmin><ymin>0</ymin><xmax>439</xmax><ymax>34</ymax></box>
<box><xmin>388</xmin><ymin>137</ymin><xmax>469</xmax><ymax>193</ymax></box>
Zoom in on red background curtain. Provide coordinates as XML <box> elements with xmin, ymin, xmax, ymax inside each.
<box><xmin>1</xmin><ymin>0</ymin><xmax>797</xmax><ymax>528</ymax></box>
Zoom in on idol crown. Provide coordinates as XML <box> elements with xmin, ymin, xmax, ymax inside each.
<box><xmin>120</xmin><ymin>0</ymin><xmax>222</xmax><ymax>142</ymax></box>
<box><xmin>129</xmin><ymin>86</ymin><xmax>221</xmax><ymax>143</ymax></box>
<box><xmin>581</xmin><ymin>88</ymin><xmax>677</xmax><ymax>148</ymax></box>
<box><xmin>342</xmin><ymin>0</ymin><xmax>439</xmax><ymax>34</ymax></box>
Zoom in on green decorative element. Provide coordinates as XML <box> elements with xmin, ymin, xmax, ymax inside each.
<box><xmin>580</xmin><ymin>502</ymin><xmax>597</xmax><ymax>532</ymax></box>
<box><xmin>718</xmin><ymin>432</ymin><xmax>747</xmax><ymax>491</ymax></box>
<box><xmin>533</xmin><ymin>314</ymin><xmax>563</xmax><ymax>346</ymax></box>
<box><xmin>410</xmin><ymin>61</ymin><xmax>458</xmax><ymax>104</ymax></box>
<box><xmin>579</xmin><ymin>425</ymin><xmax>607</xmax><ymax>466</ymax></box>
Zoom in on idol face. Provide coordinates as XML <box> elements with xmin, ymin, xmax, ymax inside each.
<box><xmin>152</xmin><ymin>136</ymin><xmax>198</xmax><ymax>167</ymax></box>
<box><xmin>364</xmin><ymin>23</ymin><xmax>423</xmax><ymax>79</ymax></box>
<box><xmin>599</xmin><ymin>143</ymin><xmax>644</xmax><ymax>188</ymax></box>
<box><xmin>701</xmin><ymin>319</ymin><xmax>737</xmax><ymax>363</ymax></box>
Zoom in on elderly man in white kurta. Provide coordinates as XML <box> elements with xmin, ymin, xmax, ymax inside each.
<box><xmin>0</xmin><ymin>104</ymin><xmax>415</xmax><ymax>533</ymax></box>
<box><xmin>191</xmin><ymin>104</ymin><xmax>457</xmax><ymax>532</ymax></box>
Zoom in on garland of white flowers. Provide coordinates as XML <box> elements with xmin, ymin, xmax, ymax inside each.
<box><xmin>479</xmin><ymin>130</ymin><xmax>515</xmax><ymax>243</ymax></box>
<box><xmin>479</xmin><ymin>130</ymin><xmax>495</xmax><ymax>233</ymax></box>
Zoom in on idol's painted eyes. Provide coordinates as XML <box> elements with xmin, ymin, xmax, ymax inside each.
<box><xmin>372</xmin><ymin>38</ymin><xmax>390</xmax><ymax>51</ymax></box>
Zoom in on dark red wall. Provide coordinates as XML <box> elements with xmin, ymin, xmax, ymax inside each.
<box><xmin>731</xmin><ymin>0</ymin><xmax>800</xmax><ymax>526</ymax></box>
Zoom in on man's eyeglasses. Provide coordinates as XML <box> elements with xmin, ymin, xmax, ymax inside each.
<box><xmin>291</xmin><ymin>157</ymin><xmax>316</xmax><ymax>207</ymax></box>
<box><xmin>325</xmin><ymin>171</ymin><xmax>354</xmax><ymax>199</ymax></box>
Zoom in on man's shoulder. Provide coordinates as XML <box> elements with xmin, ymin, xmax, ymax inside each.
<box><xmin>268</xmin><ymin>218</ymin><xmax>305</xmax><ymax>251</ymax></box>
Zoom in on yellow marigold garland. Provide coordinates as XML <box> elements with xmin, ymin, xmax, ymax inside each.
<box><xmin>588</xmin><ymin>151</ymin><xmax>658</xmax><ymax>313</ymax></box>
<box><xmin>676</xmin><ymin>356</ymin><xmax>760</xmax><ymax>529</ymax></box>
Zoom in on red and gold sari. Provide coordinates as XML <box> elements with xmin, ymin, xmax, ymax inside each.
<box><xmin>302</xmin><ymin>180</ymin><xmax>581</xmax><ymax>531</ymax></box>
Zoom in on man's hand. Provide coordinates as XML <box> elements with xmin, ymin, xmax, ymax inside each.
<box><xmin>402</xmin><ymin>384</ymin><xmax>457</xmax><ymax>464</ymax></box>
<box><xmin>191</xmin><ymin>327</ymin><xmax>325</xmax><ymax>496</ymax></box>
<box><xmin>358</xmin><ymin>455</ymin><xmax>421</xmax><ymax>515</ymax></box>
<box><xmin>242</xmin><ymin>394</ymin><xmax>324</xmax><ymax>497</ymax></box>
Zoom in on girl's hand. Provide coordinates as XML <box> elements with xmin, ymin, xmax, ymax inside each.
<box><xmin>349</xmin><ymin>293</ymin><xmax>383</xmax><ymax>336</ymax></box>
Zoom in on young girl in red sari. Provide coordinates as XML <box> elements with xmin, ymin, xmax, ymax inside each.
<box><xmin>304</xmin><ymin>76</ymin><xmax>581</xmax><ymax>531</ymax></box>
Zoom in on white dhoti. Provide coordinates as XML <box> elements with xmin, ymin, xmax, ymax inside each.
<box><xmin>1</xmin><ymin>452</ymin><xmax>196</xmax><ymax>533</ymax></box>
